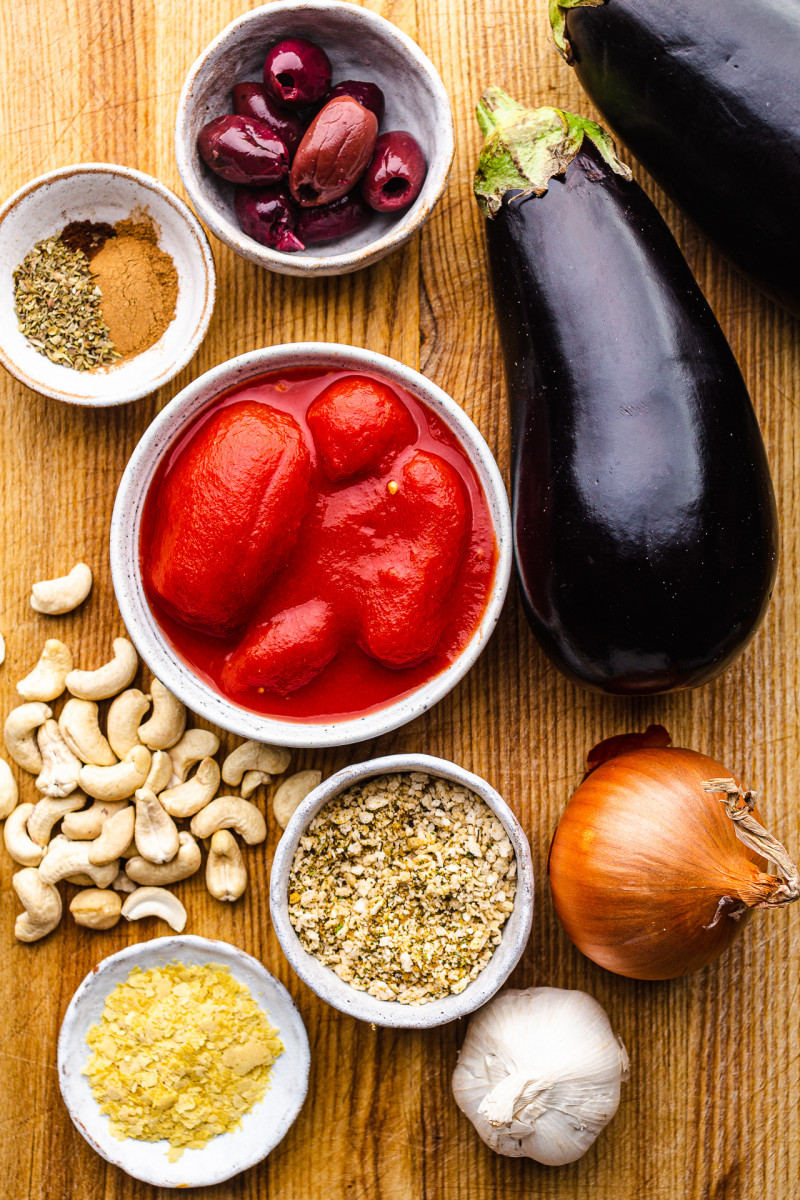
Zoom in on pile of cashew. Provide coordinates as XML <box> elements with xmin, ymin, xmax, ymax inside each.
<box><xmin>1</xmin><ymin>621</ymin><xmax>318</xmax><ymax>943</ymax></box>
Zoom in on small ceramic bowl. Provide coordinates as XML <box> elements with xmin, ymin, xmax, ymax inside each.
<box><xmin>269</xmin><ymin>754</ymin><xmax>534</xmax><ymax>1028</ymax></box>
<box><xmin>58</xmin><ymin>935</ymin><xmax>310</xmax><ymax>1188</ymax></box>
<box><xmin>175</xmin><ymin>0</ymin><xmax>454</xmax><ymax>276</ymax></box>
<box><xmin>0</xmin><ymin>164</ymin><xmax>215</xmax><ymax>405</ymax></box>
<box><xmin>111</xmin><ymin>342</ymin><xmax>512</xmax><ymax>748</ymax></box>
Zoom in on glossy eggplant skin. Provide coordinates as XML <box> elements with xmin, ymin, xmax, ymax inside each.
<box><xmin>486</xmin><ymin>145</ymin><xmax>777</xmax><ymax>694</ymax></box>
<box><xmin>562</xmin><ymin>0</ymin><xmax>800</xmax><ymax>317</ymax></box>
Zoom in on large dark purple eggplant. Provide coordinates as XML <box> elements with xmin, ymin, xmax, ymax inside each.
<box><xmin>474</xmin><ymin>91</ymin><xmax>777</xmax><ymax>695</ymax></box>
<box><xmin>551</xmin><ymin>0</ymin><xmax>800</xmax><ymax>318</ymax></box>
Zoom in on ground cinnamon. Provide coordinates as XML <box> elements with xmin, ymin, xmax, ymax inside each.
<box><xmin>89</xmin><ymin>218</ymin><xmax>179</xmax><ymax>359</ymax></box>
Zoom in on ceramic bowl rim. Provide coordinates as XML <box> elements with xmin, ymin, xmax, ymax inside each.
<box><xmin>110</xmin><ymin>342</ymin><xmax>512</xmax><ymax>748</ymax></box>
<box><xmin>0</xmin><ymin>162</ymin><xmax>216</xmax><ymax>406</ymax></box>
<box><xmin>57</xmin><ymin>934</ymin><xmax>311</xmax><ymax>1187</ymax></box>
<box><xmin>174</xmin><ymin>0</ymin><xmax>455</xmax><ymax>276</ymax></box>
<box><xmin>269</xmin><ymin>752</ymin><xmax>534</xmax><ymax>1027</ymax></box>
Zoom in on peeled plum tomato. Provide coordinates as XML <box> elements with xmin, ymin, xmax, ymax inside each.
<box><xmin>144</xmin><ymin>402</ymin><xmax>313</xmax><ymax>638</ymax></box>
<box><xmin>197</xmin><ymin>115</ymin><xmax>289</xmax><ymax>185</ymax></box>
<box><xmin>306</xmin><ymin>374</ymin><xmax>416</xmax><ymax>481</ymax></box>
<box><xmin>141</xmin><ymin>368</ymin><xmax>498</xmax><ymax>722</ymax></box>
<box><xmin>221</xmin><ymin>447</ymin><xmax>470</xmax><ymax>694</ymax></box>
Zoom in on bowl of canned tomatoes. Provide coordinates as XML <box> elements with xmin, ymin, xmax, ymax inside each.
<box><xmin>111</xmin><ymin>343</ymin><xmax>511</xmax><ymax>747</ymax></box>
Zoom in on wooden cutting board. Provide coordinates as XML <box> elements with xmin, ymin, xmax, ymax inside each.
<box><xmin>0</xmin><ymin>1</ymin><xmax>798</xmax><ymax>1197</ymax></box>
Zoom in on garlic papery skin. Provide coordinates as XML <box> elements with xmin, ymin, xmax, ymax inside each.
<box><xmin>452</xmin><ymin>987</ymin><xmax>629</xmax><ymax>1165</ymax></box>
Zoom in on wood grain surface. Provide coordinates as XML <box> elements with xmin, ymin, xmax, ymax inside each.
<box><xmin>1</xmin><ymin>1</ymin><xmax>798</xmax><ymax>1197</ymax></box>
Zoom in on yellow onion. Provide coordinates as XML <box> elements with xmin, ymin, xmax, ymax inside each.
<box><xmin>548</xmin><ymin>727</ymin><xmax>799</xmax><ymax>980</ymax></box>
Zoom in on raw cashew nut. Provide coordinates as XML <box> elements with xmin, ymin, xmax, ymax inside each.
<box><xmin>35</xmin><ymin>720</ymin><xmax>82</xmax><ymax>797</ymax></box>
<box><xmin>138</xmin><ymin>679</ymin><xmax>186</xmax><ymax>750</ymax></box>
<box><xmin>126</xmin><ymin>831</ymin><xmax>202</xmax><ymax>885</ymax></box>
<box><xmin>13</xmin><ymin>868</ymin><xmax>63</xmax><ymax>941</ymax></box>
<box><xmin>206</xmin><ymin>829</ymin><xmax>248</xmax><ymax>901</ymax></box>
<box><xmin>121</xmin><ymin>886</ymin><xmax>187</xmax><ymax>932</ymax></box>
<box><xmin>190</xmin><ymin>796</ymin><xmax>267</xmax><ymax>845</ymax></box>
<box><xmin>27</xmin><ymin>792</ymin><xmax>87</xmax><ymax>847</ymax></box>
<box><xmin>167</xmin><ymin>728</ymin><xmax>220</xmax><ymax>782</ymax></box>
<box><xmin>0</xmin><ymin>757</ymin><xmax>19</xmax><ymax>819</ymax></box>
<box><xmin>112</xmin><ymin>869</ymin><xmax>137</xmax><ymax>893</ymax></box>
<box><xmin>79</xmin><ymin>745</ymin><xmax>151</xmax><ymax>801</ymax></box>
<box><xmin>62</xmin><ymin>798</ymin><xmax>129</xmax><ymax>840</ymax></box>
<box><xmin>65</xmin><ymin>637</ymin><xmax>138</xmax><ymax>701</ymax></box>
<box><xmin>159</xmin><ymin>758</ymin><xmax>220</xmax><ymax>819</ymax></box>
<box><xmin>59</xmin><ymin>699</ymin><xmax>117</xmax><ymax>766</ymax></box>
<box><xmin>273</xmin><ymin>770</ymin><xmax>322</xmax><ymax>830</ymax></box>
<box><xmin>88</xmin><ymin>805</ymin><xmax>135</xmax><ymax>865</ymax></box>
<box><xmin>134</xmin><ymin>787</ymin><xmax>179</xmax><ymax>864</ymax></box>
<box><xmin>4</xmin><ymin>702</ymin><xmax>52</xmax><ymax>774</ymax></box>
<box><xmin>106</xmin><ymin>688</ymin><xmax>151</xmax><ymax>758</ymax></box>
<box><xmin>66</xmin><ymin>873</ymin><xmax>95</xmax><ymax>886</ymax></box>
<box><xmin>145</xmin><ymin>749</ymin><xmax>172</xmax><ymax>795</ymax></box>
<box><xmin>16</xmin><ymin>639</ymin><xmax>73</xmax><ymax>702</ymax></box>
<box><xmin>38</xmin><ymin>834</ymin><xmax>117</xmax><ymax>887</ymax></box>
<box><xmin>69</xmin><ymin>888</ymin><xmax>122</xmax><ymax>930</ymax></box>
<box><xmin>30</xmin><ymin>562</ymin><xmax>93</xmax><ymax>615</ymax></box>
<box><xmin>5</xmin><ymin>803</ymin><xmax>45</xmax><ymax>866</ymax></box>
<box><xmin>222</xmin><ymin>741</ymin><xmax>291</xmax><ymax>794</ymax></box>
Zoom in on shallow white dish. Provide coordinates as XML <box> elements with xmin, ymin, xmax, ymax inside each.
<box><xmin>175</xmin><ymin>0</ymin><xmax>454</xmax><ymax>276</ymax></box>
<box><xmin>111</xmin><ymin>342</ymin><xmax>512</xmax><ymax>748</ymax></box>
<box><xmin>57</xmin><ymin>935</ymin><xmax>310</xmax><ymax>1188</ymax></box>
<box><xmin>270</xmin><ymin>753</ymin><xmax>534</xmax><ymax>1028</ymax></box>
<box><xmin>0</xmin><ymin>164</ymin><xmax>215</xmax><ymax>405</ymax></box>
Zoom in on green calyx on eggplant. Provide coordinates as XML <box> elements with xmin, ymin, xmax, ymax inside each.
<box><xmin>475</xmin><ymin>89</ymin><xmax>778</xmax><ymax>695</ymax></box>
<box><xmin>549</xmin><ymin>0</ymin><xmax>800</xmax><ymax>319</ymax></box>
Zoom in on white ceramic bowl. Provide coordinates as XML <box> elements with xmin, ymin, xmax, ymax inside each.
<box><xmin>0</xmin><ymin>164</ymin><xmax>215</xmax><ymax>405</ymax></box>
<box><xmin>269</xmin><ymin>753</ymin><xmax>534</xmax><ymax>1028</ymax></box>
<box><xmin>111</xmin><ymin>342</ymin><xmax>512</xmax><ymax>748</ymax></box>
<box><xmin>58</xmin><ymin>935</ymin><xmax>310</xmax><ymax>1188</ymax></box>
<box><xmin>175</xmin><ymin>0</ymin><xmax>454</xmax><ymax>276</ymax></box>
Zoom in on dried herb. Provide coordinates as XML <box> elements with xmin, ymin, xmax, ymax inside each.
<box><xmin>13</xmin><ymin>235</ymin><xmax>121</xmax><ymax>371</ymax></box>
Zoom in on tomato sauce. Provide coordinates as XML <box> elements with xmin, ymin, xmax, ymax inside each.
<box><xmin>141</xmin><ymin>368</ymin><xmax>497</xmax><ymax>723</ymax></box>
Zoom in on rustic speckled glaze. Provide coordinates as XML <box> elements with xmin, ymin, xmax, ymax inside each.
<box><xmin>0</xmin><ymin>164</ymin><xmax>215</xmax><ymax>405</ymax></box>
<box><xmin>269</xmin><ymin>753</ymin><xmax>534</xmax><ymax>1028</ymax></box>
<box><xmin>110</xmin><ymin>343</ymin><xmax>512</xmax><ymax>748</ymax></box>
<box><xmin>175</xmin><ymin>0</ymin><xmax>455</xmax><ymax>276</ymax></box>
<box><xmin>57</xmin><ymin>935</ymin><xmax>310</xmax><ymax>1188</ymax></box>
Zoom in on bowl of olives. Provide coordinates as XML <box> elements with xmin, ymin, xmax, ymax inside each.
<box><xmin>175</xmin><ymin>0</ymin><xmax>454</xmax><ymax>276</ymax></box>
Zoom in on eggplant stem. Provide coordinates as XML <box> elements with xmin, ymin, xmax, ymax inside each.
<box><xmin>549</xmin><ymin>0</ymin><xmax>606</xmax><ymax>63</ymax></box>
<box><xmin>704</xmin><ymin>779</ymin><xmax>800</xmax><ymax>907</ymax></box>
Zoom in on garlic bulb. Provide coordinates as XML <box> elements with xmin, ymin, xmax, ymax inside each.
<box><xmin>452</xmin><ymin>987</ymin><xmax>629</xmax><ymax>1165</ymax></box>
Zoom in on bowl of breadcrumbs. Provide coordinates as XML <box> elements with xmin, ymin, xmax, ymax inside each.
<box><xmin>270</xmin><ymin>753</ymin><xmax>534</xmax><ymax>1028</ymax></box>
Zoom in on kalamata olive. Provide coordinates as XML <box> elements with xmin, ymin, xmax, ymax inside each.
<box><xmin>290</xmin><ymin>96</ymin><xmax>378</xmax><ymax>207</ymax></box>
<box><xmin>264</xmin><ymin>38</ymin><xmax>331</xmax><ymax>107</ymax></box>
<box><xmin>360</xmin><ymin>130</ymin><xmax>426</xmax><ymax>212</ymax></box>
<box><xmin>231</xmin><ymin>82</ymin><xmax>307</xmax><ymax>156</ymax></box>
<box><xmin>198</xmin><ymin>115</ymin><xmax>289</xmax><ymax>185</ymax></box>
<box><xmin>234</xmin><ymin>185</ymin><xmax>305</xmax><ymax>252</ymax></box>
<box><xmin>295</xmin><ymin>191</ymin><xmax>372</xmax><ymax>245</ymax></box>
<box><xmin>326</xmin><ymin>80</ymin><xmax>385</xmax><ymax>123</ymax></box>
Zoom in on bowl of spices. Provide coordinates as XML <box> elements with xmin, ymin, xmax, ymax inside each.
<box><xmin>270</xmin><ymin>753</ymin><xmax>534</xmax><ymax>1028</ymax></box>
<box><xmin>0</xmin><ymin>163</ymin><xmax>215</xmax><ymax>405</ymax></box>
<box><xmin>58</xmin><ymin>935</ymin><xmax>310</xmax><ymax>1187</ymax></box>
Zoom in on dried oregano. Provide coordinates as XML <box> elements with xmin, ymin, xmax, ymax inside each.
<box><xmin>13</xmin><ymin>235</ymin><xmax>121</xmax><ymax>370</ymax></box>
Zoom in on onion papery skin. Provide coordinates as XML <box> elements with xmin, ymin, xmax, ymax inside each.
<box><xmin>548</xmin><ymin>747</ymin><xmax>774</xmax><ymax>980</ymax></box>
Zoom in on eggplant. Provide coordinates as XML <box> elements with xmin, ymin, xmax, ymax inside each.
<box><xmin>474</xmin><ymin>91</ymin><xmax>777</xmax><ymax>695</ymax></box>
<box><xmin>551</xmin><ymin>0</ymin><xmax>800</xmax><ymax>318</ymax></box>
